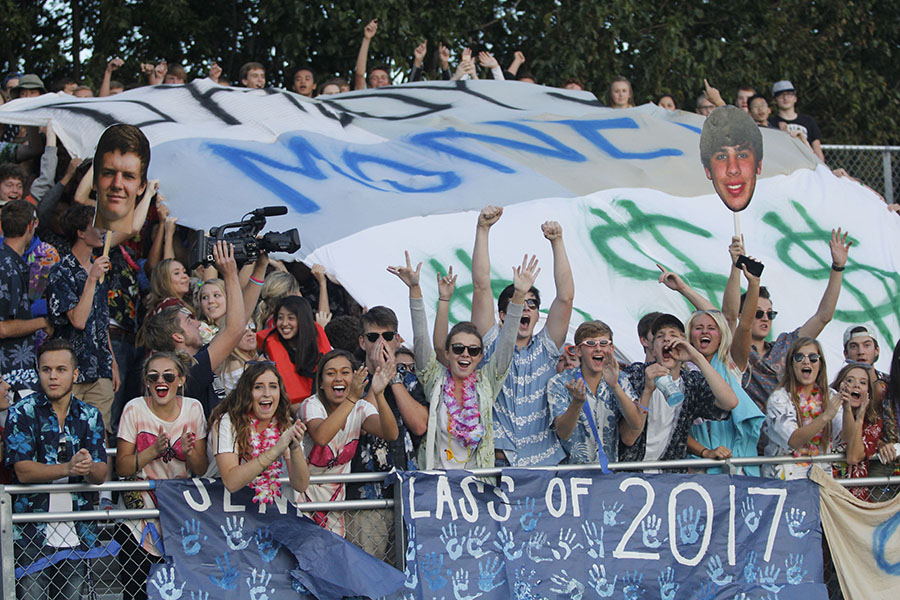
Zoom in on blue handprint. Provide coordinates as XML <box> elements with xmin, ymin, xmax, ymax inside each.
<box><xmin>695</xmin><ymin>579</ymin><xmax>717</xmax><ymax>600</ymax></box>
<box><xmin>742</xmin><ymin>550</ymin><xmax>757</xmax><ymax>584</ymax></box>
<box><xmin>492</xmin><ymin>526</ymin><xmax>523</xmax><ymax>561</ymax></box>
<box><xmin>641</xmin><ymin>514</ymin><xmax>666</xmax><ymax>548</ymax></box>
<box><xmin>677</xmin><ymin>506</ymin><xmax>705</xmax><ymax>545</ymax></box>
<box><xmin>189</xmin><ymin>590</ymin><xmax>208</xmax><ymax>600</ymax></box>
<box><xmin>254</xmin><ymin>526</ymin><xmax>281</xmax><ymax>562</ymax></box>
<box><xmin>451</xmin><ymin>568</ymin><xmax>483</xmax><ymax>600</ymax></box>
<box><xmin>477</xmin><ymin>556</ymin><xmax>505</xmax><ymax>592</ymax></box>
<box><xmin>513</xmin><ymin>568</ymin><xmax>540</xmax><ymax>600</ymax></box>
<box><xmin>549</xmin><ymin>570</ymin><xmax>585</xmax><ymax>599</ymax></box>
<box><xmin>622</xmin><ymin>570</ymin><xmax>643</xmax><ymax>600</ymax></box>
<box><xmin>466</xmin><ymin>525</ymin><xmax>491</xmax><ymax>559</ymax></box>
<box><xmin>555</xmin><ymin>528</ymin><xmax>582</xmax><ymax>560</ymax></box>
<box><xmin>581</xmin><ymin>521</ymin><xmax>604</xmax><ymax>559</ymax></box>
<box><xmin>180</xmin><ymin>519</ymin><xmax>205</xmax><ymax>556</ymax></box>
<box><xmin>785</xmin><ymin>507</ymin><xmax>811</xmax><ymax>538</ymax></box>
<box><xmin>151</xmin><ymin>566</ymin><xmax>185</xmax><ymax>600</ymax></box>
<box><xmin>419</xmin><ymin>552</ymin><xmax>448</xmax><ymax>590</ymax></box>
<box><xmin>705</xmin><ymin>554</ymin><xmax>733</xmax><ymax>586</ymax></box>
<box><xmin>404</xmin><ymin>522</ymin><xmax>422</xmax><ymax>590</ymax></box>
<box><xmin>587</xmin><ymin>564</ymin><xmax>616</xmax><ymax>597</ymax></box>
<box><xmin>740</xmin><ymin>497</ymin><xmax>761</xmax><ymax>533</ymax></box>
<box><xmin>516</xmin><ymin>497</ymin><xmax>543</xmax><ymax>532</ymax></box>
<box><xmin>220</xmin><ymin>516</ymin><xmax>250</xmax><ymax>551</ymax></box>
<box><xmin>758</xmin><ymin>564</ymin><xmax>783</xmax><ymax>594</ymax></box>
<box><xmin>657</xmin><ymin>566</ymin><xmax>678</xmax><ymax>600</ymax></box>
<box><xmin>601</xmin><ymin>501</ymin><xmax>623</xmax><ymax>526</ymax></box>
<box><xmin>440</xmin><ymin>522</ymin><xmax>467</xmax><ymax>560</ymax></box>
<box><xmin>785</xmin><ymin>553</ymin><xmax>808</xmax><ymax>585</ymax></box>
<box><xmin>525</xmin><ymin>531</ymin><xmax>555</xmax><ymax>563</ymax></box>
<box><xmin>209</xmin><ymin>552</ymin><xmax>239</xmax><ymax>590</ymax></box>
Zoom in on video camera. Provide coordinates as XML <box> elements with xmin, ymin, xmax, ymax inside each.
<box><xmin>190</xmin><ymin>206</ymin><xmax>301</xmax><ymax>269</ymax></box>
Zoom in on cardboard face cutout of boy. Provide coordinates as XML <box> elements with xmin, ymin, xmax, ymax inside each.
<box><xmin>92</xmin><ymin>124</ymin><xmax>150</xmax><ymax>233</ymax></box>
<box><xmin>699</xmin><ymin>106</ymin><xmax>763</xmax><ymax>212</ymax></box>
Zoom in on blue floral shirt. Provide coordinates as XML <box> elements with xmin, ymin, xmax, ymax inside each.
<box><xmin>0</xmin><ymin>243</ymin><xmax>39</xmax><ymax>385</ymax></box>
<box><xmin>47</xmin><ymin>253</ymin><xmax>112</xmax><ymax>381</ymax></box>
<box><xmin>3</xmin><ymin>391</ymin><xmax>107</xmax><ymax>545</ymax></box>
<box><xmin>547</xmin><ymin>367</ymin><xmax>635</xmax><ymax>464</ymax></box>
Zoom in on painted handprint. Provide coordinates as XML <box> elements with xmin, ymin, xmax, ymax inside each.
<box><xmin>245</xmin><ymin>568</ymin><xmax>273</xmax><ymax>600</ymax></box>
<box><xmin>516</xmin><ymin>497</ymin><xmax>543</xmax><ymax>532</ymax></box>
<box><xmin>601</xmin><ymin>501</ymin><xmax>623</xmax><ymax>526</ymax></box>
<box><xmin>209</xmin><ymin>552</ymin><xmax>239</xmax><ymax>590</ymax></box>
<box><xmin>419</xmin><ymin>552</ymin><xmax>448</xmax><ymax>590</ymax></box>
<box><xmin>784</xmin><ymin>507</ymin><xmax>811</xmax><ymax>538</ymax></box>
<box><xmin>740</xmin><ymin>497</ymin><xmax>762</xmax><ymax>533</ymax></box>
<box><xmin>785</xmin><ymin>553</ymin><xmax>808</xmax><ymax>585</ymax></box>
<box><xmin>405</xmin><ymin>522</ymin><xmax>422</xmax><ymax>589</ymax></box>
<box><xmin>466</xmin><ymin>525</ymin><xmax>491</xmax><ymax>559</ymax></box>
<box><xmin>549</xmin><ymin>570</ymin><xmax>585</xmax><ymax>600</ymax></box>
<box><xmin>525</xmin><ymin>531</ymin><xmax>555</xmax><ymax>563</ymax></box>
<box><xmin>254</xmin><ymin>526</ymin><xmax>281</xmax><ymax>562</ymax></box>
<box><xmin>477</xmin><ymin>556</ymin><xmax>505</xmax><ymax>592</ymax></box>
<box><xmin>587</xmin><ymin>563</ymin><xmax>616</xmax><ymax>597</ymax></box>
<box><xmin>189</xmin><ymin>590</ymin><xmax>208</xmax><ymax>600</ymax></box>
<box><xmin>695</xmin><ymin>579</ymin><xmax>717</xmax><ymax>600</ymax></box>
<box><xmin>705</xmin><ymin>554</ymin><xmax>733</xmax><ymax>586</ymax></box>
<box><xmin>758</xmin><ymin>564</ymin><xmax>783</xmax><ymax>594</ymax></box>
<box><xmin>641</xmin><ymin>514</ymin><xmax>666</xmax><ymax>548</ymax></box>
<box><xmin>513</xmin><ymin>568</ymin><xmax>540</xmax><ymax>600</ymax></box>
<box><xmin>452</xmin><ymin>568</ymin><xmax>484</xmax><ymax>600</ymax></box>
<box><xmin>152</xmin><ymin>566</ymin><xmax>186</xmax><ymax>600</ymax></box>
<box><xmin>492</xmin><ymin>526</ymin><xmax>523</xmax><ymax>561</ymax></box>
<box><xmin>440</xmin><ymin>522</ymin><xmax>467</xmax><ymax>560</ymax></box>
<box><xmin>657</xmin><ymin>566</ymin><xmax>679</xmax><ymax>600</ymax></box>
<box><xmin>555</xmin><ymin>528</ymin><xmax>583</xmax><ymax>560</ymax></box>
<box><xmin>622</xmin><ymin>570</ymin><xmax>643</xmax><ymax>600</ymax></box>
<box><xmin>180</xmin><ymin>518</ymin><xmax>204</xmax><ymax>556</ymax></box>
<box><xmin>581</xmin><ymin>521</ymin><xmax>604</xmax><ymax>559</ymax></box>
<box><xmin>742</xmin><ymin>550</ymin><xmax>758</xmax><ymax>583</ymax></box>
<box><xmin>220</xmin><ymin>515</ymin><xmax>250</xmax><ymax>551</ymax></box>
<box><xmin>677</xmin><ymin>506</ymin><xmax>705</xmax><ymax>544</ymax></box>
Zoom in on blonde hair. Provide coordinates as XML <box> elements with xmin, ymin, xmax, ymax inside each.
<box><xmin>146</xmin><ymin>258</ymin><xmax>194</xmax><ymax>313</ymax></box>
<box><xmin>196</xmin><ymin>278</ymin><xmax>226</xmax><ymax>325</ymax></box>
<box><xmin>252</xmin><ymin>271</ymin><xmax>300</xmax><ymax>330</ymax></box>
<box><xmin>686</xmin><ymin>310</ymin><xmax>736</xmax><ymax>378</ymax></box>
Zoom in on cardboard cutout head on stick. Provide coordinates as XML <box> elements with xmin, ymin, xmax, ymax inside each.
<box><xmin>92</xmin><ymin>124</ymin><xmax>150</xmax><ymax>232</ymax></box>
<box><xmin>699</xmin><ymin>106</ymin><xmax>763</xmax><ymax>212</ymax></box>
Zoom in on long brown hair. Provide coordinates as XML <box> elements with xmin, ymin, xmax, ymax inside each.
<box><xmin>209</xmin><ymin>362</ymin><xmax>293</xmax><ymax>460</ymax></box>
<box><xmin>777</xmin><ymin>337</ymin><xmax>831</xmax><ymax>445</ymax></box>
<box><xmin>146</xmin><ymin>258</ymin><xmax>193</xmax><ymax>313</ymax></box>
<box><xmin>831</xmin><ymin>363</ymin><xmax>880</xmax><ymax>425</ymax></box>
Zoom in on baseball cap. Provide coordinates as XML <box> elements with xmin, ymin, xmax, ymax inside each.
<box><xmin>842</xmin><ymin>325</ymin><xmax>876</xmax><ymax>349</ymax></box>
<box><xmin>772</xmin><ymin>80</ymin><xmax>795</xmax><ymax>97</ymax></box>
<box><xmin>2</xmin><ymin>71</ymin><xmax>23</xmax><ymax>89</ymax></box>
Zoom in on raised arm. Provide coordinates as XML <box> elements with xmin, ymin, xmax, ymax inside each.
<box><xmin>354</xmin><ymin>19</ymin><xmax>378</xmax><ymax>90</ymax></box>
<box><xmin>388</xmin><ymin>251</ymin><xmax>429</xmax><ymax>369</ymax></box>
<box><xmin>99</xmin><ymin>58</ymin><xmax>123</xmax><ymax>97</ymax></box>
<box><xmin>542</xmin><ymin>221</ymin><xmax>575</xmax><ymax>348</ymax></box>
<box><xmin>241</xmin><ymin>254</ymin><xmax>269</xmax><ymax>324</ymax></box>
<box><xmin>410</xmin><ymin>41</ymin><xmax>427</xmax><ymax>82</ymax></box>
<box><xmin>478</xmin><ymin>52</ymin><xmax>504</xmax><ymax>80</ymax></box>
<box><xmin>507</xmin><ymin>51</ymin><xmax>525</xmax><ymax>77</ymax></box>
<box><xmin>703</xmin><ymin>78</ymin><xmax>726</xmax><ymax>108</ymax></box>
<box><xmin>730</xmin><ymin>263</ymin><xmax>760</xmax><ymax>372</ymax></box>
<box><xmin>671</xmin><ymin>339</ymin><xmax>738</xmax><ymax>410</ymax></box>
<box><xmin>471</xmin><ymin>206</ymin><xmax>502</xmax><ymax>335</ymax></box>
<box><xmin>657</xmin><ymin>264</ymin><xmax>718</xmax><ymax>312</ymax></box>
<box><xmin>433</xmin><ymin>267</ymin><xmax>457</xmax><ymax>366</ymax></box>
<box><xmin>488</xmin><ymin>255</ymin><xmax>539</xmax><ymax>380</ymax></box>
<box><xmin>797</xmin><ymin>228</ymin><xmax>850</xmax><ymax>339</ymax></box>
<box><xmin>206</xmin><ymin>241</ymin><xmax>245</xmax><ymax>371</ymax></box>
<box><xmin>721</xmin><ymin>236</ymin><xmax>745</xmax><ymax>330</ymax></box>
<box><xmin>362</xmin><ymin>361</ymin><xmax>400</xmax><ymax>441</ymax></box>
<box><xmin>310</xmin><ymin>264</ymin><xmax>332</xmax><ymax>327</ymax></box>
<box><xmin>66</xmin><ymin>256</ymin><xmax>110</xmax><ymax>330</ymax></box>
<box><xmin>438</xmin><ymin>43</ymin><xmax>451</xmax><ymax>80</ymax></box>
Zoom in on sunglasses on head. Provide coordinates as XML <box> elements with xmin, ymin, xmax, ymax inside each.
<box><xmin>792</xmin><ymin>352</ymin><xmax>820</xmax><ymax>363</ymax></box>
<box><xmin>366</xmin><ymin>331</ymin><xmax>397</xmax><ymax>342</ymax></box>
<box><xmin>246</xmin><ymin>360</ymin><xmax>276</xmax><ymax>367</ymax></box>
<box><xmin>755</xmin><ymin>310</ymin><xmax>778</xmax><ymax>320</ymax></box>
<box><xmin>450</xmin><ymin>343</ymin><xmax>483</xmax><ymax>357</ymax></box>
<box><xmin>580</xmin><ymin>339</ymin><xmax>612</xmax><ymax>348</ymax></box>
<box><xmin>147</xmin><ymin>372</ymin><xmax>177</xmax><ymax>384</ymax></box>
<box><xmin>524</xmin><ymin>298</ymin><xmax>540</xmax><ymax>310</ymax></box>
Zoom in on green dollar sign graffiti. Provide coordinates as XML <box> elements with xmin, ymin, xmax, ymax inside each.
<box><xmin>763</xmin><ymin>201</ymin><xmax>899</xmax><ymax>349</ymax></box>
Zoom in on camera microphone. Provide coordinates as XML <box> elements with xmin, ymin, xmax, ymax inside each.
<box><xmin>251</xmin><ymin>206</ymin><xmax>288</xmax><ymax>217</ymax></box>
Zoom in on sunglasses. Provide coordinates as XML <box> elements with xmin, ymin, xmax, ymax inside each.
<box><xmin>792</xmin><ymin>352</ymin><xmax>820</xmax><ymax>363</ymax></box>
<box><xmin>397</xmin><ymin>363</ymin><xmax>416</xmax><ymax>375</ymax></box>
<box><xmin>366</xmin><ymin>331</ymin><xmax>397</xmax><ymax>342</ymax></box>
<box><xmin>564</xmin><ymin>344</ymin><xmax>577</xmax><ymax>357</ymax></box>
<box><xmin>246</xmin><ymin>360</ymin><xmax>276</xmax><ymax>367</ymax></box>
<box><xmin>146</xmin><ymin>372</ymin><xmax>178</xmax><ymax>384</ymax></box>
<box><xmin>450</xmin><ymin>343</ymin><xmax>483</xmax><ymax>357</ymax></box>
<box><xmin>755</xmin><ymin>310</ymin><xmax>778</xmax><ymax>320</ymax></box>
<box><xmin>524</xmin><ymin>298</ymin><xmax>540</xmax><ymax>310</ymax></box>
<box><xmin>580</xmin><ymin>339</ymin><xmax>612</xmax><ymax>348</ymax></box>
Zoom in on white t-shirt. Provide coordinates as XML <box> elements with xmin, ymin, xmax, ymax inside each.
<box><xmin>437</xmin><ymin>401</ymin><xmax>480</xmax><ymax>469</ymax></box>
<box><xmin>643</xmin><ymin>379</ymin><xmax>685</xmax><ymax>462</ymax></box>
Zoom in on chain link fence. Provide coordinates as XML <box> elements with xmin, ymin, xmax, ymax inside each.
<box><xmin>823</xmin><ymin>145</ymin><xmax>900</xmax><ymax>204</ymax></box>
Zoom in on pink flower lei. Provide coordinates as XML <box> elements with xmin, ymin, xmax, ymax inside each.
<box><xmin>248</xmin><ymin>417</ymin><xmax>283</xmax><ymax>504</ymax></box>
<box><xmin>442</xmin><ymin>371</ymin><xmax>483</xmax><ymax>448</ymax></box>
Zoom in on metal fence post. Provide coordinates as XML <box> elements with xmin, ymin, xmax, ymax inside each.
<box><xmin>393</xmin><ymin>477</ymin><xmax>406</xmax><ymax>572</ymax></box>
<box><xmin>883</xmin><ymin>149</ymin><xmax>894</xmax><ymax>204</ymax></box>
<box><xmin>0</xmin><ymin>488</ymin><xmax>16</xmax><ymax>600</ymax></box>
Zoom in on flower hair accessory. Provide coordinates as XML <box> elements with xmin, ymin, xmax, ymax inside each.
<box><xmin>442</xmin><ymin>371</ymin><xmax>483</xmax><ymax>448</ymax></box>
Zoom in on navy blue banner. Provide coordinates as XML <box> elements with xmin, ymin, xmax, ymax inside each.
<box><xmin>150</xmin><ymin>478</ymin><xmax>405</xmax><ymax>600</ymax></box>
<box><xmin>392</xmin><ymin>470</ymin><xmax>825</xmax><ymax>600</ymax></box>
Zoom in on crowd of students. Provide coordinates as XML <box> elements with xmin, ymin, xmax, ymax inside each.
<box><xmin>1</xmin><ymin>29</ymin><xmax>900</xmax><ymax>600</ymax></box>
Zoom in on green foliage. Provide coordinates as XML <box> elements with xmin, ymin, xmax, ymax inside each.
<box><xmin>3</xmin><ymin>0</ymin><xmax>897</xmax><ymax>144</ymax></box>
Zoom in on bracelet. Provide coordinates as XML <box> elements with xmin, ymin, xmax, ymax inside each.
<box><xmin>699</xmin><ymin>448</ymin><xmax>709</xmax><ymax>459</ymax></box>
<box><xmin>831</xmin><ymin>264</ymin><xmax>845</xmax><ymax>272</ymax></box>
<box><xmin>249</xmin><ymin>276</ymin><xmax>264</xmax><ymax>286</ymax></box>
<box><xmin>438</xmin><ymin>298</ymin><xmax>450</xmax><ymax>302</ymax></box>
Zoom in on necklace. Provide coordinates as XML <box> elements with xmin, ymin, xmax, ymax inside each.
<box><xmin>441</xmin><ymin>370</ymin><xmax>483</xmax><ymax>451</ymax></box>
<box><xmin>248</xmin><ymin>417</ymin><xmax>283</xmax><ymax>504</ymax></box>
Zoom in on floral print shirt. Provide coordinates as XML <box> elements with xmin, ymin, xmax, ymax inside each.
<box><xmin>0</xmin><ymin>243</ymin><xmax>39</xmax><ymax>385</ymax></box>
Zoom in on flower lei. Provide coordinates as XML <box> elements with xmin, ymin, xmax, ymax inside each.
<box><xmin>442</xmin><ymin>371</ymin><xmax>483</xmax><ymax>448</ymax></box>
<box><xmin>248</xmin><ymin>417</ymin><xmax>283</xmax><ymax>504</ymax></box>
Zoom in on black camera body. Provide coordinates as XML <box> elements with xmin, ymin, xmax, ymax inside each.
<box><xmin>190</xmin><ymin>206</ymin><xmax>301</xmax><ymax>269</ymax></box>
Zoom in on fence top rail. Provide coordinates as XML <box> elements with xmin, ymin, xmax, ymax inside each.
<box><xmin>822</xmin><ymin>144</ymin><xmax>900</xmax><ymax>151</ymax></box>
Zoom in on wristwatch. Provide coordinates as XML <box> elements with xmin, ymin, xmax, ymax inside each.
<box><xmin>390</xmin><ymin>372</ymin><xmax>404</xmax><ymax>386</ymax></box>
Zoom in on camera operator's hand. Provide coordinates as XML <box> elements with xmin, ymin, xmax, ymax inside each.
<box><xmin>213</xmin><ymin>240</ymin><xmax>238</xmax><ymax>279</ymax></box>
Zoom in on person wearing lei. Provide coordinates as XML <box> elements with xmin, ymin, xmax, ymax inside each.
<box><xmin>209</xmin><ymin>361</ymin><xmax>309</xmax><ymax>504</ymax></box>
<box><xmin>388</xmin><ymin>251</ymin><xmax>537</xmax><ymax>469</ymax></box>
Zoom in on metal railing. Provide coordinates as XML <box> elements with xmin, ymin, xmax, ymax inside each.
<box><xmin>823</xmin><ymin>144</ymin><xmax>900</xmax><ymax>204</ymax></box>
<box><xmin>1</xmin><ymin>453</ymin><xmax>898</xmax><ymax>600</ymax></box>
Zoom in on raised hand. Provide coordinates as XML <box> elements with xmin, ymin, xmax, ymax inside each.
<box><xmin>311</xmin><ymin>263</ymin><xmax>327</xmax><ymax>282</ymax></box>
<box><xmin>209</xmin><ymin>62</ymin><xmax>222</xmax><ymax>82</ymax></box>
<box><xmin>830</xmin><ymin>227</ymin><xmax>851</xmax><ymax>267</ymax></box>
<box><xmin>413</xmin><ymin>41</ymin><xmax>427</xmax><ymax>65</ymax></box>
<box><xmin>437</xmin><ymin>267</ymin><xmax>457</xmax><ymax>300</ymax></box>
<box><xmin>477</xmin><ymin>205</ymin><xmax>503</xmax><ymax>228</ymax></box>
<box><xmin>728</xmin><ymin>235</ymin><xmax>745</xmax><ymax>266</ymax></box>
<box><xmin>541</xmin><ymin>220</ymin><xmax>562</xmax><ymax>241</ymax></box>
<box><xmin>371</xmin><ymin>361</ymin><xmax>394</xmax><ymax>396</ymax></box>
<box><xmin>512</xmin><ymin>254</ymin><xmax>540</xmax><ymax>294</ymax></box>
<box><xmin>438</xmin><ymin>43</ymin><xmax>451</xmax><ymax>68</ymax></box>
<box><xmin>477</xmin><ymin>51</ymin><xmax>498</xmax><ymax>69</ymax></box>
<box><xmin>656</xmin><ymin>263</ymin><xmax>685</xmax><ymax>292</ymax></box>
<box><xmin>512</xmin><ymin>50</ymin><xmax>526</xmax><ymax>65</ymax></box>
<box><xmin>107</xmin><ymin>58</ymin><xmax>124</xmax><ymax>72</ymax></box>
<box><xmin>565</xmin><ymin>378</ymin><xmax>587</xmax><ymax>405</ymax></box>
<box><xmin>387</xmin><ymin>250</ymin><xmax>422</xmax><ymax>289</ymax></box>
<box><xmin>363</xmin><ymin>19</ymin><xmax>378</xmax><ymax>40</ymax></box>
<box><xmin>703</xmin><ymin>78</ymin><xmax>724</xmax><ymax>107</ymax></box>
<box><xmin>212</xmin><ymin>240</ymin><xmax>238</xmax><ymax>278</ymax></box>
<box><xmin>600</xmin><ymin>346</ymin><xmax>620</xmax><ymax>387</ymax></box>
<box><xmin>348</xmin><ymin>365</ymin><xmax>369</xmax><ymax>403</ymax></box>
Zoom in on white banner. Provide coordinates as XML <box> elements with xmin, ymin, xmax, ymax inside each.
<box><xmin>2</xmin><ymin>81</ymin><xmax>897</xmax><ymax>370</ymax></box>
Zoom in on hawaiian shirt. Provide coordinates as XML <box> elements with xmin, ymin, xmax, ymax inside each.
<box><xmin>547</xmin><ymin>367</ymin><xmax>634</xmax><ymax>464</ymax></box>
<box><xmin>47</xmin><ymin>253</ymin><xmax>112</xmax><ymax>381</ymax></box>
<box><xmin>3</xmin><ymin>391</ymin><xmax>107</xmax><ymax>545</ymax></box>
<box><xmin>0</xmin><ymin>242</ymin><xmax>38</xmax><ymax>385</ymax></box>
<box><xmin>347</xmin><ymin>369</ymin><xmax>429</xmax><ymax>500</ymax></box>
<box><xmin>742</xmin><ymin>329</ymin><xmax>799</xmax><ymax>411</ymax></box>
<box><xmin>105</xmin><ymin>245</ymin><xmax>141</xmax><ymax>333</ymax></box>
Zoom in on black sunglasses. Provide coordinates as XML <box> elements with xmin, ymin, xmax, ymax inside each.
<box><xmin>792</xmin><ymin>352</ymin><xmax>820</xmax><ymax>363</ymax></box>
<box><xmin>524</xmin><ymin>298</ymin><xmax>540</xmax><ymax>310</ymax></box>
<box><xmin>397</xmin><ymin>363</ymin><xmax>416</xmax><ymax>375</ymax></box>
<box><xmin>450</xmin><ymin>343</ymin><xmax>483</xmax><ymax>357</ymax></box>
<box><xmin>246</xmin><ymin>360</ymin><xmax>276</xmax><ymax>367</ymax></box>
<box><xmin>147</xmin><ymin>372</ymin><xmax>177</xmax><ymax>384</ymax></box>
<box><xmin>755</xmin><ymin>310</ymin><xmax>778</xmax><ymax>320</ymax></box>
<box><xmin>366</xmin><ymin>331</ymin><xmax>397</xmax><ymax>342</ymax></box>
